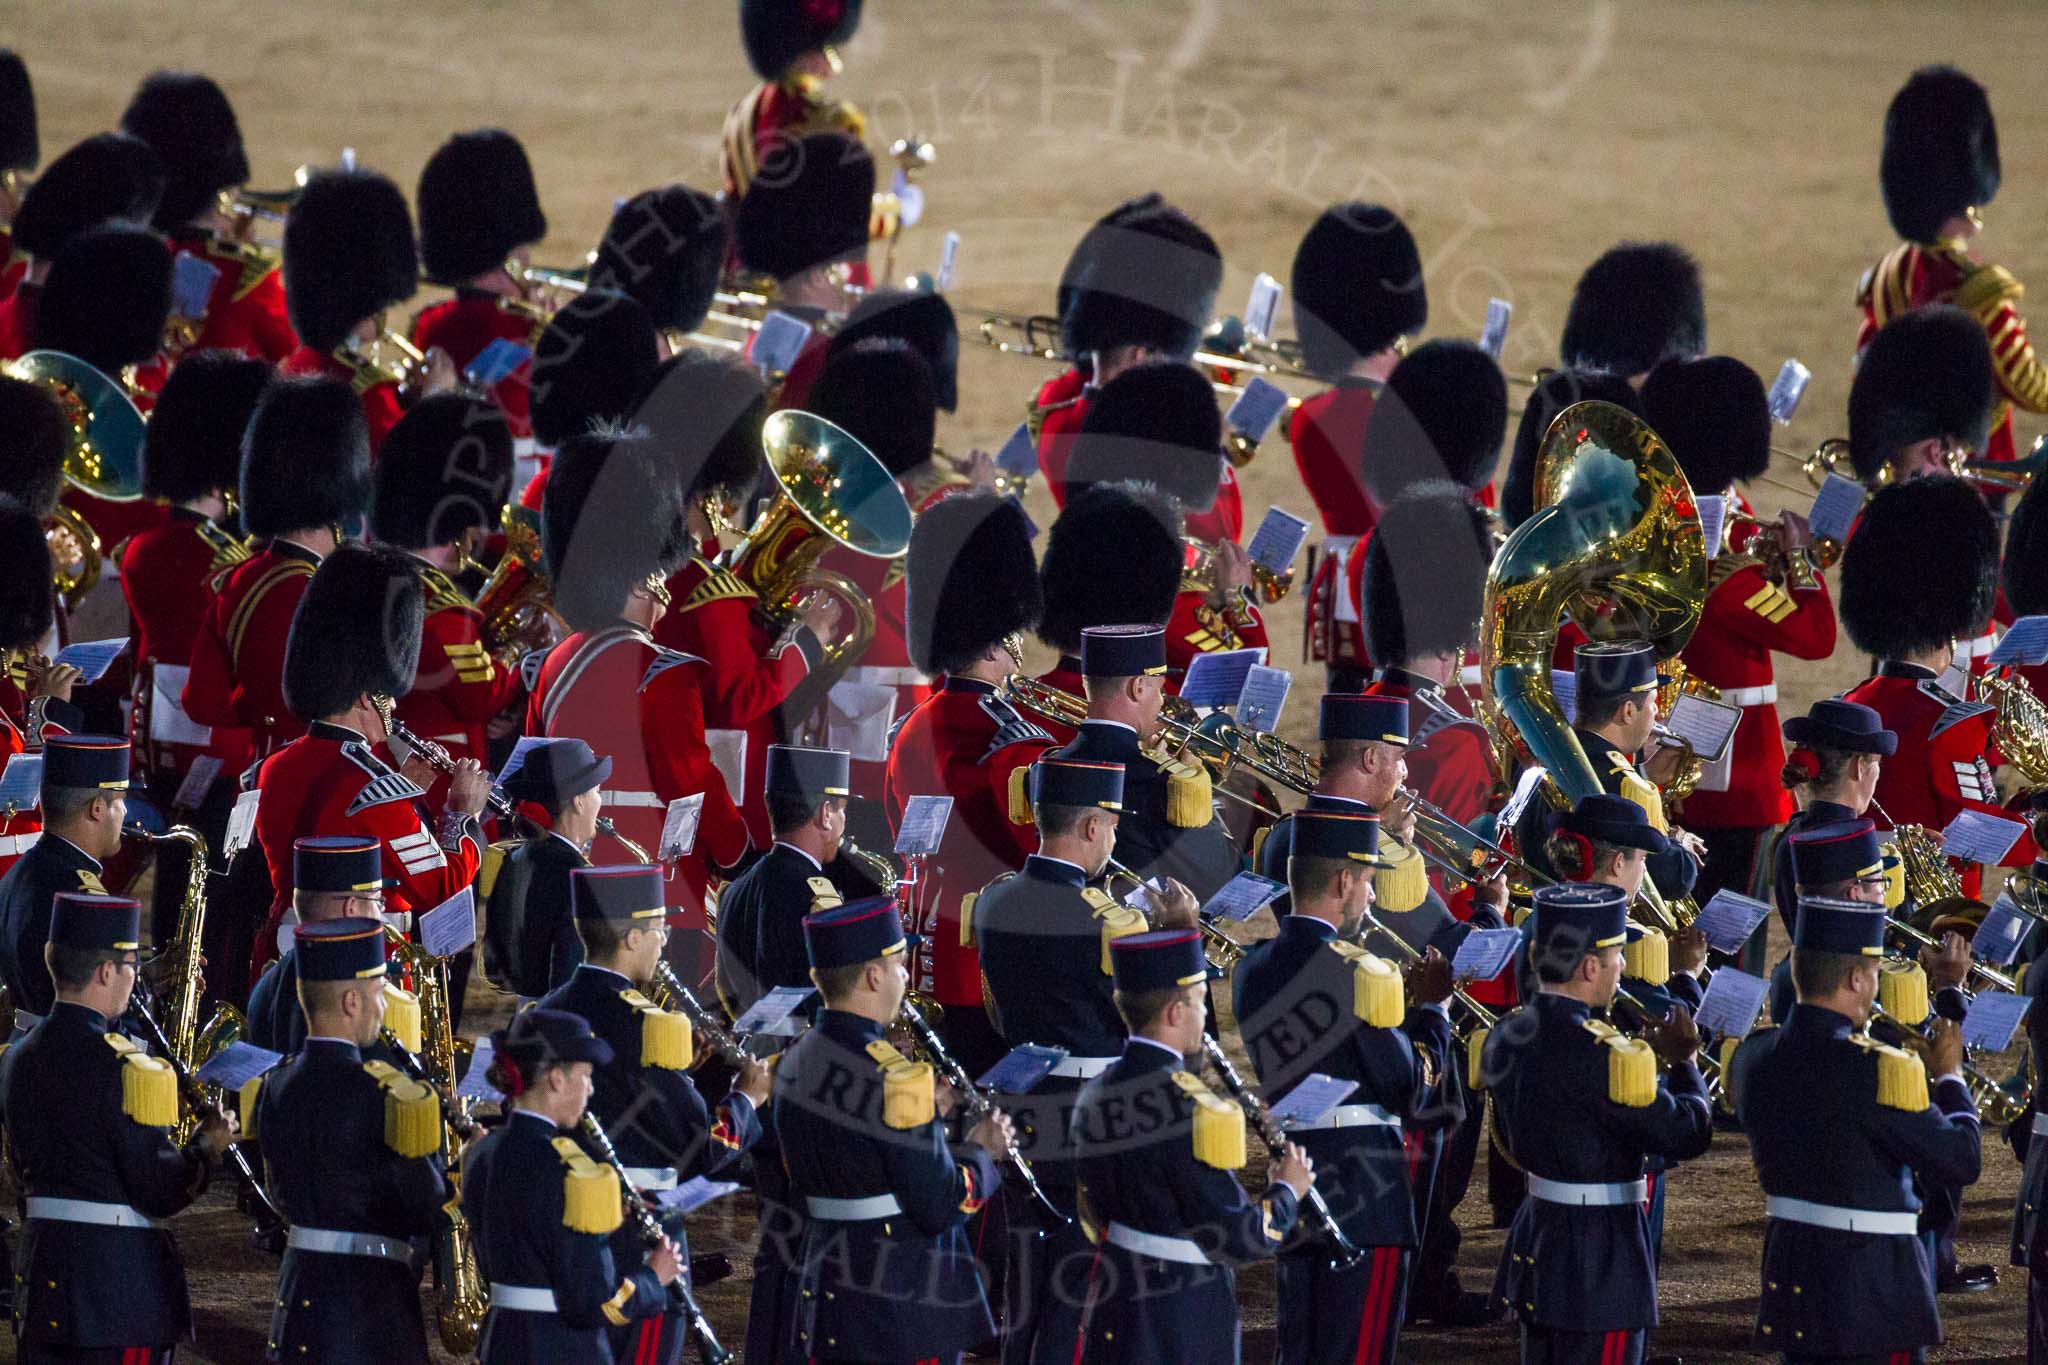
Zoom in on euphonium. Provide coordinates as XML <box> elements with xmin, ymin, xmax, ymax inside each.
<box><xmin>1478</xmin><ymin>400</ymin><xmax>1708</xmax><ymax>933</ymax></box>
<box><xmin>1977</xmin><ymin>666</ymin><xmax>2048</xmax><ymax>785</ymax></box>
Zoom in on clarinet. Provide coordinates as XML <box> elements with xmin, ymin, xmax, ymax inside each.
<box><xmin>897</xmin><ymin>999</ymin><xmax>1070</xmax><ymax>1226</ymax></box>
<box><xmin>652</xmin><ymin>961</ymin><xmax>755</xmax><ymax>1066</ymax></box>
<box><xmin>386</xmin><ymin>711</ymin><xmax>644</xmax><ymax>852</ymax></box>
<box><xmin>1198</xmin><ymin>1033</ymin><xmax>1364</xmax><ymax>1272</ymax></box>
<box><xmin>126</xmin><ymin>991</ymin><xmax>287</xmax><ymax>1251</ymax></box>
<box><xmin>579</xmin><ymin>1112</ymin><xmax>732</xmax><ymax>1365</ymax></box>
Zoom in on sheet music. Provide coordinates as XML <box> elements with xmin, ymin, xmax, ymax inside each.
<box><xmin>1659</xmin><ymin>692</ymin><xmax>1742</xmax><ymax>764</ymax></box>
<box><xmin>1988</xmin><ymin>616</ymin><xmax>2048</xmax><ymax>667</ymax></box>
<box><xmin>893</xmin><ymin>795</ymin><xmax>954</xmax><ymax>856</ymax></box>
<box><xmin>1694</xmin><ymin>967</ymin><xmax>1769</xmax><ymax>1039</ymax></box>
<box><xmin>1694</xmin><ymin>890</ymin><xmax>1774</xmax><ymax>955</ymax></box>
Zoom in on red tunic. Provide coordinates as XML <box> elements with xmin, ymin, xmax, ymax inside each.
<box><xmin>1164</xmin><ymin>585</ymin><xmax>1270</xmax><ymax>687</ymax></box>
<box><xmin>654</xmin><ymin>554</ymin><xmax>819</xmax><ymax>847</ymax></box>
<box><xmin>1289</xmin><ymin>382</ymin><xmax>1382</xmax><ymax>666</ymax></box>
<box><xmin>394</xmin><ymin>560</ymin><xmax>518</xmax><ymax>798</ymax></box>
<box><xmin>882</xmin><ymin>678</ymin><xmax>1051</xmax><ymax>1007</ymax></box>
<box><xmin>1032</xmin><ymin>372</ymin><xmax>1244</xmax><ymax>541</ymax></box>
<box><xmin>410</xmin><ymin>291</ymin><xmax>535</xmax><ymax>438</ymax></box>
<box><xmin>0</xmin><ymin>674</ymin><xmax>71</xmax><ymax>881</ymax></box>
<box><xmin>719</xmin><ymin>78</ymin><xmax>872</xmax><ymax>291</ymax></box>
<box><xmin>182</xmin><ymin>540</ymin><xmax>319</xmax><ymax>759</ymax></box>
<box><xmin>0</xmin><ymin>277</ymin><xmax>36</xmax><ymax>359</ymax></box>
<box><xmin>165</xmin><ymin>232</ymin><xmax>297</xmax><ymax>362</ymax></box>
<box><xmin>281</xmin><ymin>345</ymin><xmax>404</xmax><ymax>455</ymax></box>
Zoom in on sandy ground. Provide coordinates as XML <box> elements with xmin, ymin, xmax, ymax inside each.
<box><xmin>5</xmin><ymin>0</ymin><xmax>2045</xmax><ymax>1358</ymax></box>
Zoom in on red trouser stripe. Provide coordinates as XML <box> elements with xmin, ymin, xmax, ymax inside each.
<box><xmin>1352</xmin><ymin>1245</ymin><xmax>1399</xmax><ymax>1365</ymax></box>
<box><xmin>1071</xmin><ymin>1244</ymin><xmax>1106</xmax><ymax>1365</ymax></box>
<box><xmin>1602</xmin><ymin>1328</ymin><xmax>1630</xmax><ymax>1365</ymax></box>
<box><xmin>634</xmin><ymin>1317</ymin><xmax>663</xmax><ymax>1365</ymax></box>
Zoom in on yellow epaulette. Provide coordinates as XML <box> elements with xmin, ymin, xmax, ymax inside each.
<box><xmin>1848</xmin><ymin>1032</ymin><xmax>1930</xmax><ymax>1112</ymax></box>
<box><xmin>239</xmin><ymin>1071</ymin><xmax>266</xmax><ymax>1142</ymax></box>
<box><xmin>478</xmin><ymin>840</ymin><xmax>518</xmax><ymax>900</ymax></box>
<box><xmin>383</xmin><ymin>986</ymin><xmax>423</xmax><ymax>1055</ymax></box>
<box><xmin>1955</xmin><ymin>260</ymin><xmax>2025</xmax><ymax>317</ymax></box>
<box><xmin>419</xmin><ymin>567</ymin><xmax>471</xmax><ymax>616</ymax></box>
<box><xmin>1582</xmin><ymin>1018</ymin><xmax>1657</xmax><ymax>1108</ymax></box>
<box><xmin>1171</xmin><ymin>1071</ymin><xmax>1247</xmax><ymax>1169</ymax></box>
<box><xmin>1877</xmin><ymin>959</ymin><xmax>1930</xmax><ymax>1027</ymax></box>
<box><xmin>1466</xmin><ymin>1024</ymin><xmax>1490</xmax><ymax>1090</ymax></box>
<box><xmin>1330</xmin><ymin>941</ymin><xmax>1405</xmax><ymax>1027</ymax></box>
<box><xmin>1741</xmin><ymin>578</ymin><xmax>1798</xmax><ymax>624</ymax></box>
<box><xmin>362</xmin><ymin>1060</ymin><xmax>441</xmax><ymax>1158</ymax></box>
<box><xmin>621</xmin><ymin>988</ymin><xmax>694</xmax><ymax>1070</ymax></box>
<box><xmin>443</xmin><ymin>639</ymin><xmax>495</xmax><ymax>686</ymax></box>
<box><xmin>1007</xmin><ymin>765</ymin><xmax>1033</xmax><ymax>826</ymax></box>
<box><xmin>1249</xmin><ymin>824</ymin><xmax>1271</xmax><ymax>870</ymax></box>
<box><xmin>1373</xmin><ymin>840</ymin><xmax>1429</xmax><ymax>912</ymax></box>
<box><xmin>551</xmin><ymin>1135</ymin><xmax>625</xmax><ymax>1234</ymax></box>
<box><xmin>105</xmin><ymin>1033</ymin><xmax>178</xmax><ymax>1128</ymax></box>
<box><xmin>808</xmin><ymin>875</ymin><xmax>843</xmax><ymax>913</ymax></box>
<box><xmin>204</xmin><ymin>234</ymin><xmax>279</xmax><ymax>301</ymax></box>
<box><xmin>1085</xmin><ymin>886</ymin><xmax>1146</xmax><ymax>974</ymax></box>
<box><xmin>1159</xmin><ymin>756</ymin><xmax>1212</xmax><ymax>828</ymax></box>
<box><xmin>681</xmin><ymin>565</ymin><xmax>757</xmax><ymax>613</ymax></box>
<box><xmin>1615</xmin><ymin>765</ymin><xmax>1668</xmax><ymax>833</ymax></box>
<box><xmin>75</xmin><ymin>868</ymin><xmax>108</xmax><ymax>894</ymax></box>
<box><xmin>865</xmin><ymin>1039</ymin><xmax>935</xmax><ymax>1130</ymax></box>
<box><xmin>1623</xmin><ymin>927</ymin><xmax>1670</xmax><ymax>986</ymax></box>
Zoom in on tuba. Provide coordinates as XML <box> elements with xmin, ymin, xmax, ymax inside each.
<box><xmin>6</xmin><ymin>350</ymin><xmax>148</xmax><ymax>611</ymax></box>
<box><xmin>1479</xmin><ymin>400</ymin><xmax>1709</xmax><ymax>931</ymax></box>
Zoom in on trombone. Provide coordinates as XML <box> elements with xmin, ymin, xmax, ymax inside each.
<box><xmin>1396</xmin><ymin>787</ymin><xmax>1551</xmax><ymax>892</ymax></box>
<box><xmin>1354</xmin><ymin>905</ymin><xmax>1499</xmax><ymax>1036</ymax></box>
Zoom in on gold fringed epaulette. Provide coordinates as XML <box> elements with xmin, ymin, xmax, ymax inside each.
<box><xmin>1582</xmin><ymin>1020</ymin><xmax>1657</xmax><ymax>1107</ymax></box>
<box><xmin>1172</xmin><ymin>1071</ymin><xmax>1247</xmax><ymax>1169</ymax></box>
<box><xmin>1331</xmin><ymin>942</ymin><xmax>1405</xmax><ymax>1027</ymax></box>
<box><xmin>1250</xmin><ymin>824</ymin><xmax>1270</xmax><ymax>870</ymax></box>
<box><xmin>364</xmin><ymin>1060</ymin><xmax>441</xmax><ymax>1158</ymax></box>
<box><xmin>478</xmin><ymin>841</ymin><xmax>517</xmax><ymax>901</ymax></box>
<box><xmin>1955</xmin><ymin>260</ymin><xmax>2025</xmax><ymax>318</ymax></box>
<box><xmin>680</xmin><ymin>565</ymin><xmax>758</xmax><ymax>613</ymax></box>
<box><xmin>1161</xmin><ymin>758</ymin><xmax>1211</xmax><ymax>829</ymax></box>
<box><xmin>808</xmin><ymin>876</ymin><xmax>844</xmax><ymax>914</ymax></box>
<box><xmin>865</xmin><ymin>1040</ymin><xmax>935</xmax><ymax>1130</ymax></box>
<box><xmin>204</xmin><ymin>234</ymin><xmax>279</xmax><ymax>301</ymax></box>
<box><xmin>1095</xmin><ymin>900</ymin><xmax>1147</xmax><ymax>975</ymax></box>
<box><xmin>383</xmin><ymin>986</ymin><xmax>423</xmax><ymax>1056</ymax></box>
<box><xmin>1849</xmin><ymin>1033</ymin><xmax>1930</xmax><ymax>1112</ymax></box>
<box><xmin>1623</xmin><ymin>927</ymin><xmax>1670</xmax><ymax>986</ymax></box>
<box><xmin>1616</xmin><ymin>768</ymin><xmax>1669</xmax><ymax>833</ymax></box>
<box><xmin>1466</xmin><ymin>1025</ymin><xmax>1490</xmax><ymax>1090</ymax></box>
<box><xmin>106</xmin><ymin>1035</ymin><xmax>179</xmax><ymax>1128</ymax></box>
<box><xmin>621</xmin><ymin>989</ymin><xmax>694</xmax><ymax>1070</ymax></box>
<box><xmin>1717</xmin><ymin>1034</ymin><xmax>1742</xmax><ymax>1091</ymax></box>
<box><xmin>1877</xmin><ymin>959</ymin><xmax>1930</xmax><ymax>1027</ymax></box>
<box><xmin>239</xmin><ymin>1073</ymin><xmax>265</xmax><ymax>1142</ymax></box>
<box><xmin>551</xmin><ymin>1135</ymin><xmax>625</xmax><ymax>1234</ymax></box>
<box><xmin>1881</xmin><ymin>849</ymin><xmax>1906</xmax><ymax>910</ymax></box>
<box><xmin>960</xmin><ymin>890</ymin><xmax>979</xmax><ymax>947</ymax></box>
<box><xmin>1007</xmin><ymin>765</ymin><xmax>1033</xmax><ymax>826</ymax></box>
<box><xmin>1373</xmin><ymin>840</ymin><xmax>1429</xmax><ymax>913</ymax></box>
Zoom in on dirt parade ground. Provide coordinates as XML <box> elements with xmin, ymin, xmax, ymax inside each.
<box><xmin>6</xmin><ymin>0</ymin><xmax>2047</xmax><ymax>1358</ymax></box>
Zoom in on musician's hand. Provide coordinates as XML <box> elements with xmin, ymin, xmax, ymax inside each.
<box><xmin>24</xmin><ymin>656</ymin><xmax>80</xmax><ymax>702</ymax></box>
<box><xmin>647</xmin><ymin>1235</ymin><xmax>683</xmax><ymax>1287</ymax></box>
<box><xmin>1642</xmin><ymin>1003</ymin><xmax>1701</xmax><ymax>1068</ymax></box>
<box><xmin>1473</xmin><ymin>868</ymin><xmax>1509</xmax><ymax>915</ymax></box>
<box><xmin>1670</xmin><ymin>925</ymin><xmax>1710</xmax><ymax>977</ymax></box>
<box><xmin>1380</xmin><ymin>788</ymin><xmax>1418</xmax><ymax>847</ymax></box>
<box><xmin>1151</xmin><ymin>877</ymin><xmax>1199</xmax><ymax>930</ymax></box>
<box><xmin>421</xmin><ymin>345</ymin><xmax>459</xmax><ymax>396</ymax></box>
<box><xmin>957</xmin><ymin>448</ymin><xmax>998</xmax><ymax>490</ymax></box>
<box><xmin>1404</xmin><ymin>945</ymin><xmax>1455</xmax><ymax>1007</ymax></box>
<box><xmin>1641</xmin><ymin>744</ymin><xmax>1688</xmax><ymax>787</ymax></box>
<box><xmin>934</xmin><ymin>1078</ymin><xmax>960</xmax><ymax>1120</ymax></box>
<box><xmin>1776</xmin><ymin>508</ymin><xmax>1814</xmax><ymax>551</ymax></box>
<box><xmin>1669</xmin><ymin>826</ymin><xmax>1706</xmax><ymax>864</ymax></box>
<box><xmin>1206</xmin><ymin>539</ymin><xmax>1253</xmax><ymax>605</ymax></box>
<box><xmin>446</xmin><ymin>759</ymin><xmax>491</xmax><ymax>817</ymax></box>
<box><xmin>1273</xmin><ymin>1141</ymin><xmax>1314</xmax><ymax>1200</ymax></box>
<box><xmin>1907</xmin><ymin>1015</ymin><xmax>1966</xmax><ymax>1080</ymax></box>
<box><xmin>398</xmin><ymin>754</ymin><xmax>439</xmax><ymax>792</ymax></box>
<box><xmin>797</xmin><ymin>590</ymin><xmax>843</xmax><ymax>644</ymax></box>
<box><xmin>968</xmin><ymin>1106</ymin><xmax>1015</xmax><ymax>1157</ymax></box>
<box><xmin>1920</xmin><ymin>931</ymin><xmax>1971</xmax><ymax>994</ymax></box>
<box><xmin>735</xmin><ymin>1057</ymin><xmax>772</xmax><ymax>1108</ymax></box>
<box><xmin>193</xmin><ymin>1111</ymin><xmax>237</xmax><ymax>1159</ymax></box>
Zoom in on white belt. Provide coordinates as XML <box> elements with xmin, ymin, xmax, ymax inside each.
<box><xmin>13</xmin><ymin>1009</ymin><xmax>43</xmax><ymax>1034</ymax></box>
<box><xmin>844</xmin><ymin>664</ymin><xmax>926</xmax><ymax>688</ymax></box>
<box><xmin>623</xmin><ymin>1166</ymin><xmax>678</xmax><ymax>1191</ymax></box>
<box><xmin>1322</xmin><ymin>535</ymin><xmax>1359</xmax><ymax>559</ymax></box>
<box><xmin>1105</xmin><ymin>1220</ymin><xmax>1211</xmax><ymax>1266</ymax></box>
<box><xmin>1764</xmin><ymin>1195</ymin><xmax>1918</xmax><ymax>1236</ymax></box>
<box><xmin>1526</xmin><ymin>1174</ymin><xmax>1647</xmax><ymax>1207</ymax></box>
<box><xmin>602</xmin><ymin>790</ymin><xmax>664</xmax><ymax>809</ymax></box>
<box><xmin>26</xmin><ymin>1196</ymin><xmax>164</xmax><ymax>1230</ymax></box>
<box><xmin>1283</xmin><ymin>1102</ymin><xmax>1401</xmax><ymax>1133</ymax></box>
<box><xmin>489</xmin><ymin>1283</ymin><xmax>559</xmax><ymax>1313</ymax></box>
<box><xmin>1459</xmin><ymin>663</ymin><xmax>1484</xmax><ymax>687</ymax></box>
<box><xmin>806</xmin><ymin>1192</ymin><xmax>903</xmax><ymax>1221</ymax></box>
<box><xmin>0</xmin><ymin>832</ymin><xmax>40</xmax><ymax>856</ymax></box>
<box><xmin>287</xmin><ymin>1225</ymin><xmax>417</xmax><ymax>1267</ymax></box>
<box><xmin>1048</xmin><ymin>1055</ymin><xmax>1118</xmax><ymax>1079</ymax></box>
<box><xmin>1959</xmin><ymin>630</ymin><xmax>1999</xmax><ymax>660</ymax></box>
<box><xmin>1720</xmin><ymin>683</ymin><xmax>1777</xmax><ymax>707</ymax></box>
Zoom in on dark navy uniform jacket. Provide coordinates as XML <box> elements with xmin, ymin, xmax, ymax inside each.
<box><xmin>1514</xmin><ymin>729</ymin><xmax>1699</xmax><ymax>902</ymax></box>
<box><xmin>1768</xmin><ymin>797</ymin><xmax>1857</xmax><ymax>940</ymax></box>
<box><xmin>1055</xmin><ymin>719</ymin><xmax>1240</xmax><ymax>901</ymax></box>
<box><xmin>1255</xmin><ymin>793</ymin><xmax>1371</xmax><ymax>920</ymax></box>
<box><xmin>716</xmin><ymin>842</ymin><xmax>832</xmax><ymax>1018</ymax></box>
<box><xmin>0</xmin><ymin>834</ymin><xmax>108</xmax><ymax>1020</ymax></box>
<box><xmin>246</xmin><ymin>947</ymin><xmax>303</xmax><ymax>1054</ymax></box>
<box><xmin>2012</xmin><ymin>954</ymin><xmax>2048</xmax><ymax>1275</ymax></box>
<box><xmin>973</xmin><ymin>853</ymin><xmax>1125</xmax><ymax>1189</ymax></box>
<box><xmin>1482</xmin><ymin>991</ymin><xmax>1713</xmax><ymax>1331</ymax></box>
<box><xmin>1232</xmin><ymin>913</ymin><xmax>1454</xmax><ymax>1249</ymax></box>
<box><xmin>771</xmin><ymin>1007</ymin><xmax>1002</xmax><ymax>1361</ymax></box>
<box><xmin>1732</xmin><ymin>1002</ymin><xmax>1981</xmax><ymax>1356</ymax></box>
<box><xmin>490</xmin><ymin>831</ymin><xmax>588</xmax><ymax>998</ymax></box>
<box><xmin>256</xmin><ymin>1036</ymin><xmax>448</xmax><ymax>1364</ymax></box>
<box><xmin>0</xmin><ymin>1001</ymin><xmax>214</xmax><ymax>1350</ymax></box>
<box><xmin>1069</xmin><ymin>1035</ymin><xmax>1302</xmax><ymax>1364</ymax></box>
<box><xmin>463</xmin><ymin>1107</ymin><xmax>667</xmax><ymax>1364</ymax></box>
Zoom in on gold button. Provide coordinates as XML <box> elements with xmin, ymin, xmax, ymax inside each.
<box><xmin>1792</xmin><ymin>1286</ymin><xmax>1801</xmax><ymax>1295</ymax></box>
<box><xmin>1767</xmin><ymin>1281</ymin><xmax>1777</xmax><ymax>1290</ymax></box>
<box><xmin>1762</xmin><ymin>1325</ymin><xmax>1772</xmax><ymax>1336</ymax></box>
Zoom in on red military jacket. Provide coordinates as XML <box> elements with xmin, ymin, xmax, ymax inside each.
<box><xmin>164</xmin><ymin>232</ymin><xmax>297</xmax><ymax>362</ymax></box>
<box><xmin>1367</xmin><ymin>666</ymin><xmax>1494</xmax><ymax>829</ymax></box>
<box><xmin>654</xmin><ymin>554</ymin><xmax>821</xmax><ymax>848</ymax></box>
<box><xmin>251</xmin><ymin>718</ymin><xmax>484</xmax><ymax>972</ymax></box>
<box><xmin>883</xmin><ymin>677</ymin><xmax>1052</xmax><ymax>1007</ymax></box>
<box><xmin>0</xmin><ymin>672</ymin><xmax>73</xmax><ymax>880</ymax></box>
<box><xmin>1858</xmin><ymin>239</ymin><xmax>2048</xmax><ymax>468</ymax></box>
<box><xmin>119</xmin><ymin>507</ymin><xmax>255</xmax><ymax>792</ymax></box>
<box><xmin>1675</xmin><ymin>546</ymin><xmax>1838</xmax><ymax>829</ymax></box>
<box><xmin>1165</xmin><ymin>583</ymin><xmax>1269</xmax><ymax>686</ymax></box>
<box><xmin>719</xmin><ymin>77</ymin><xmax>871</xmax><ymax>290</ymax></box>
<box><xmin>0</xmin><ymin>276</ymin><xmax>36</xmax><ymax>360</ymax></box>
<box><xmin>1030</xmin><ymin>369</ymin><xmax>1245</xmax><ymax>542</ymax></box>
<box><xmin>281</xmin><ymin>345</ymin><xmax>404</xmax><ymax>454</ymax></box>
<box><xmin>183</xmin><ymin>539</ymin><xmax>320</xmax><ymax>759</ymax></box>
<box><xmin>410</xmin><ymin>290</ymin><xmax>535</xmax><ymax>438</ymax></box>
<box><xmin>1289</xmin><ymin>381</ymin><xmax>1381</xmax><ymax>667</ymax></box>
<box><xmin>1844</xmin><ymin>661</ymin><xmax>2040</xmax><ymax>898</ymax></box>
<box><xmin>525</xmin><ymin>623</ymin><xmax>750</xmax><ymax>921</ymax></box>
<box><xmin>394</xmin><ymin>558</ymin><xmax>516</xmax><ymax>782</ymax></box>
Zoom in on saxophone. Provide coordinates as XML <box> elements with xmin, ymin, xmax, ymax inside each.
<box><xmin>126</xmin><ymin>825</ymin><xmax>244</xmax><ymax>1096</ymax></box>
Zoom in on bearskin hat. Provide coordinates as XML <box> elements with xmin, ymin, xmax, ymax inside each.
<box><xmin>741</xmin><ymin>0</ymin><xmax>863</xmax><ymax>80</ymax></box>
<box><xmin>1848</xmin><ymin>305</ymin><xmax>1995</xmax><ymax>482</ymax></box>
<box><xmin>1290</xmin><ymin>202</ymin><xmax>1427</xmax><ymax>380</ymax></box>
<box><xmin>806</xmin><ymin>338</ymin><xmax>936</xmax><ymax>477</ymax></box>
<box><xmin>0</xmin><ymin>51</ymin><xmax>38</xmax><ymax>173</ymax></box>
<box><xmin>417</xmin><ymin>129</ymin><xmax>548</xmax><ymax>285</ymax></box>
<box><xmin>1037</xmin><ymin>481</ymin><xmax>1183</xmax><ymax>655</ymax></box>
<box><xmin>1840</xmin><ymin>474</ymin><xmax>1997</xmax><ymax>661</ymax></box>
<box><xmin>283</xmin><ymin>541</ymin><xmax>423</xmax><ymax>720</ymax></box>
<box><xmin>590</xmin><ymin>185</ymin><xmax>727</xmax><ymax>337</ymax></box>
<box><xmin>1059</xmin><ymin>193</ymin><xmax>1221</xmax><ymax>362</ymax></box>
<box><xmin>11</xmin><ymin>132</ymin><xmax>164</xmax><ymax>260</ymax></box>
<box><xmin>1364</xmin><ymin>482</ymin><xmax>1495</xmax><ymax>665</ymax></box>
<box><xmin>630</xmin><ymin>349</ymin><xmax>767</xmax><ymax>516</ymax></box>
<box><xmin>142</xmin><ymin>349</ymin><xmax>270</xmax><ymax>503</ymax></box>
<box><xmin>1500</xmin><ymin>368</ymin><xmax>1641</xmax><ymax>530</ymax></box>
<box><xmin>1559</xmin><ymin>242</ymin><xmax>1706</xmax><ymax>378</ymax></box>
<box><xmin>370</xmin><ymin>393</ymin><xmax>513</xmax><ymax>550</ymax></box>
<box><xmin>282</xmin><ymin>168</ymin><xmax>418</xmax><ymax>352</ymax></box>
<box><xmin>905</xmin><ymin>493</ymin><xmax>1040</xmax><ymax>676</ymax></box>
<box><xmin>37</xmin><ymin>222</ymin><xmax>173</xmax><ymax>374</ymax></box>
<box><xmin>733</xmin><ymin>132</ymin><xmax>873</xmax><ymax>283</ymax></box>
<box><xmin>831</xmin><ymin>288</ymin><xmax>959</xmax><ymax>412</ymax></box>
<box><xmin>1064</xmin><ymin>361</ymin><xmax>1223</xmax><ymax>513</ymax></box>
<box><xmin>1639</xmin><ymin>355</ymin><xmax>1772</xmax><ymax>494</ymax></box>
<box><xmin>239</xmin><ymin>375</ymin><xmax>371</xmax><ymax>537</ymax></box>
<box><xmin>541</xmin><ymin>428</ymin><xmax>684</xmax><ymax>632</ymax></box>
<box><xmin>528</xmin><ymin>288</ymin><xmax>660</xmax><ymax>448</ymax></box>
<box><xmin>2004</xmin><ymin>467</ymin><xmax>2048</xmax><ymax>617</ymax></box>
<box><xmin>118</xmin><ymin>71</ymin><xmax>250</xmax><ymax>231</ymax></box>
<box><xmin>0</xmin><ymin>376</ymin><xmax>67</xmax><ymax>518</ymax></box>
<box><xmin>0</xmin><ymin>494</ymin><xmax>51</xmax><ymax>651</ymax></box>
<box><xmin>1361</xmin><ymin>339</ymin><xmax>1507</xmax><ymax>505</ymax></box>
<box><xmin>1882</xmin><ymin>66</ymin><xmax>2000</xmax><ymax>244</ymax></box>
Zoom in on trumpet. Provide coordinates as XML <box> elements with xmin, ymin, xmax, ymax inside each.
<box><xmin>1959</xmin><ymin>432</ymin><xmax>2048</xmax><ymax>492</ymax></box>
<box><xmin>968</xmin><ymin>310</ymin><xmax>1296</xmax><ymax>408</ymax></box>
<box><xmin>1182</xmin><ymin>535</ymin><xmax>1295</xmax><ymax>603</ymax></box>
<box><xmin>1868</xmin><ymin>999</ymin><xmax>2030</xmax><ymax>1127</ymax></box>
<box><xmin>1102</xmin><ymin>856</ymin><xmax>1247</xmax><ymax>970</ymax></box>
<box><xmin>331</xmin><ymin>326</ymin><xmax>434</xmax><ymax>403</ymax></box>
<box><xmin>220</xmin><ymin>171</ymin><xmax>309</xmax><ymax>246</ymax></box>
